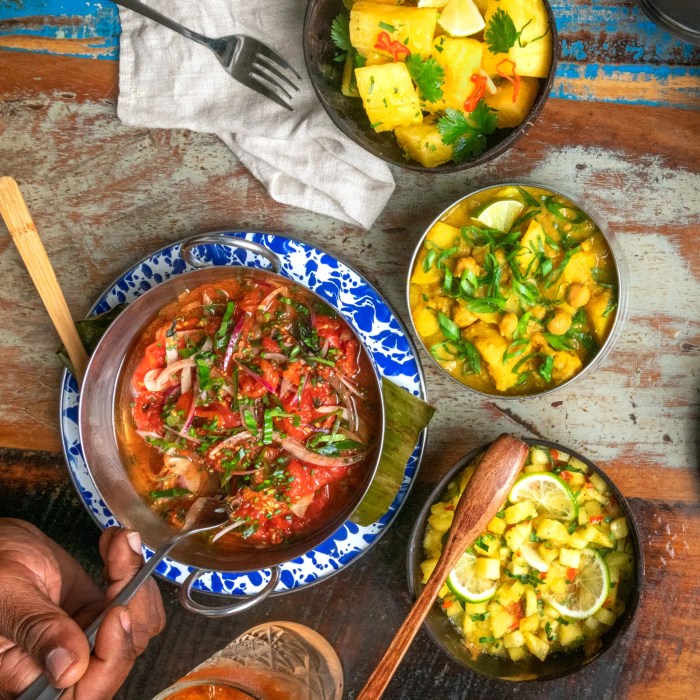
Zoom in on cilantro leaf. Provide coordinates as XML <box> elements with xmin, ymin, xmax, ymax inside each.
<box><xmin>484</xmin><ymin>8</ymin><xmax>519</xmax><ymax>54</ymax></box>
<box><xmin>437</xmin><ymin>102</ymin><xmax>498</xmax><ymax>162</ymax></box>
<box><xmin>330</xmin><ymin>13</ymin><xmax>351</xmax><ymax>60</ymax></box>
<box><xmin>405</xmin><ymin>54</ymin><xmax>445</xmax><ymax>103</ymax></box>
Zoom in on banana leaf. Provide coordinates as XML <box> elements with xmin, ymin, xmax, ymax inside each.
<box><xmin>56</xmin><ymin>304</ymin><xmax>127</xmax><ymax>375</ymax></box>
<box><xmin>350</xmin><ymin>378</ymin><xmax>435</xmax><ymax>527</ymax></box>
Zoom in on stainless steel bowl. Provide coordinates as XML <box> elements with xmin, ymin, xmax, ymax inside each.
<box><xmin>406</xmin><ymin>182</ymin><xmax>629</xmax><ymax>399</ymax></box>
<box><xmin>79</xmin><ymin>234</ymin><xmax>385</xmax><ymax>614</ymax></box>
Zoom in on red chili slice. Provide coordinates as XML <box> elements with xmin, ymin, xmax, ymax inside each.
<box><xmin>374</xmin><ymin>31</ymin><xmax>410</xmax><ymax>62</ymax></box>
<box><xmin>464</xmin><ymin>73</ymin><xmax>488</xmax><ymax>112</ymax></box>
<box><xmin>496</xmin><ymin>58</ymin><xmax>521</xmax><ymax>102</ymax></box>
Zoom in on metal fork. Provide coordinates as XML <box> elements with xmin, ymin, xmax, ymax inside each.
<box><xmin>113</xmin><ymin>0</ymin><xmax>301</xmax><ymax>110</ymax></box>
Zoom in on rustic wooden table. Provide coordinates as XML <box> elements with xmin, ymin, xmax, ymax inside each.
<box><xmin>1</xmin><ymin>1</ymin><xmax>699</xmax><ymax>698</ymax></box>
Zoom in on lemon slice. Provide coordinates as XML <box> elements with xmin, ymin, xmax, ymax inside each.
<box><xmin>437</xmin><ymin>0</ymin><xmax>486</xmax><ymax>37</ymax></box>
<box><xmin>473</xmin><ymin>199</ymin><xmax>523</xmax><ymax>232</ymax></box>
<box><xmin>446</xmin><ymin>551</ymin><xmax>497</xmax><ymax>603</ymax></box>
<box><xmin>544</xmin><ymin>549</ymin><xmax>610</xmax><ymax>619</ymax></box>
<box><xmin>508</xmin><ymin>472</ymin><xmax>579</xmax><ymax>521</ymax></box>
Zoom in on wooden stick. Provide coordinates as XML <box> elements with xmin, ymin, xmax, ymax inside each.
<box><xmin>0</xmin><ymin>176</ymin><xmax>88</xmax><ymax>385</ymax></box>
<box><xmin>357</xmin><ymin>434</ymin><xmax>528</xmax><ymax>700</ymax></box>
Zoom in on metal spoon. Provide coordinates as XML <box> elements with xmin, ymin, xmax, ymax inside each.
<box><xmin>19</xmin><ymin>498</ymin><xmax>229</xmax><ymax>700</ymax></box>
<box><xmin>357</xmin><ymin>434</ymin><xmax>529</xmax><ymax>700</ymax></box>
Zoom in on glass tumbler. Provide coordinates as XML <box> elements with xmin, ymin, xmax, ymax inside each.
<box><xmin>152</xmin><ymin>621</ymin><xmax>343</xmax><ymax>700</ymax></box>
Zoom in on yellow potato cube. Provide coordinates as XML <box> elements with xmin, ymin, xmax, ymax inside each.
<box><xmin>515</xmin><ymin>219</ymin><xmax>546</xmax><ymax>276</ymax></box>
<box><xmin>427</xmin><ymin>36</ymin><xmax>484</xmax><ymax>112</ymax></box>
<box><xmin>395</xmin><ymin>115</ymin><xmax>454</xmax><ymax>168</ymax></box>
<box><xmin>463</xmin><ymin>320</ymin><xmax>523</xmax><ymax>392</ymax></box>
<box><xmin>451</xmin><ymin>299</ymin><xmax>479</xmax><ymax>329</ymax></box>
<box><xmin>350</xmin><ymin>2</ymin><xmax>438</xmax><ymax>59</ymax></box>
<box><xmin>426</xmin><ymin>220</ymin><xmax>461</xmax><ymax>249</ymax></box>
<box><xmin>484</xmin><ymin>76</ymin><xmax>539</xmax><ymax>128</ymax></box>
<box><xmin>413</xmin><ymin>305</ymin><xmax>439</xmax><ymax>337</ymax></box>
<box><xmin>355</xmin><ymin>63</ymin><xmax>422</xmax><ymax>133</ymax></box>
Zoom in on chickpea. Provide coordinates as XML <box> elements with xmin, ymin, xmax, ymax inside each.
<box><xmin>531</xmin><ymin>305</ymin><xmax>547</xmax><ymax>320</ymax></box>
<box><xmin>499</xmin><ymin>312</ymin><xmax>519</xmax><ymax>338</ymax></box>
<box><xmin>547</xmin><ymin>311</ymin><xmax>572</xmax><ymax>336</ymax></box>
<box><xmin>567</xmin><ymin>283</ymin><xmax>591</xmax><ymax>308</ymax></box>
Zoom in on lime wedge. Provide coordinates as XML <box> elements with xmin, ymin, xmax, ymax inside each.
<box><xmin>437</xmin><ymin>0</ymin><xmax>485</xmax><ymax>37</ymax></box>
<box><xmin>446</xmin><ymin>551</ymin><xmax>497</xmax><ymax>603</ymax></box>
<box><xmin>544</xmin><ymin>549</ymin><xmax>610</xmax><ymax>619</ymax></box>
<box><xmin>473</xmin><ymin>199</ymin><xmax>523</xmax><ymax>232</ymax></box>
<box><xmin>508</xmin><ymin>472</ymin><xmax>579</xmax><ymax>521</ymax></box>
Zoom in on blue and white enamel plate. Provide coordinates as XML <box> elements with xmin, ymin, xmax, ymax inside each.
<box><xmin>60</xmin><ymin>231</ymin><xmax>427</xmax><ymax>596</ymax></box>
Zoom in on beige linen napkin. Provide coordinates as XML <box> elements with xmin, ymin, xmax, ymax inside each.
<box><xmin>117</xmin><ymin>1</ymin><xmax>395</xmax><ymax>229</ymax></box>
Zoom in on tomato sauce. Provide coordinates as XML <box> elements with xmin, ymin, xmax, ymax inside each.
<box><xmin>118</xmin><ymin>278</ymin><xmax>381</xmax><ymax>547</ymax></box>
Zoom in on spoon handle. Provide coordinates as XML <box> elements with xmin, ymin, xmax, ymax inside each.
<box><xmin>0</xmin><ymin>177</ymin><xmax>88</xmax><ymax>385</ymax></box>
<box><xmin>357</xmin><ymin>434</ymin><xmax>528</xmax><ymax>700</ymax></box>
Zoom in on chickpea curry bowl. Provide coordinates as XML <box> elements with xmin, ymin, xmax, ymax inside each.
<box><xmin>407</xmin><ymin>184</ymin><xmax>628</xmax><ymax>397</ymax></box>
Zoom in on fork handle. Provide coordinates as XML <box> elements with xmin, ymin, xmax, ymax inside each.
<box><xmin>112</xmin><ymin>0</ymin><xmax>216</xmax><ymax>49</ymax></box>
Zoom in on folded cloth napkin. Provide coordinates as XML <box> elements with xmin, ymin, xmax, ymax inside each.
<box><xmin>117</xmin><ymin>1</ymin><xmax>395</xmax><ymax>229</ymax></box>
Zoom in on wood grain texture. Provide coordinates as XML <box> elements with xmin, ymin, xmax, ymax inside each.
<box><xmin>1</xmin><ymin>456</ymin><xmax>698</xmax><ymax>699</ymax></box>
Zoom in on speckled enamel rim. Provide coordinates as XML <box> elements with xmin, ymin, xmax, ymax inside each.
<box><xmin>406</xmin><ymin>182</ymin><xmax>630</xmax><ymax>400</ymax></box>
<box><xmin>60</xmin><ymin>230</ymin><xmax>427</xmax><ymax>597</ymax></box>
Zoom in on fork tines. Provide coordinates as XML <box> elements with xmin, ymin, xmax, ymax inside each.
<box><xmin>250</xmin><ymin>52</ymin><xmax>301</xmax><ymax>111</ymax></box>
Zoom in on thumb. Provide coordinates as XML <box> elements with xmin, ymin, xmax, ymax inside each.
<box><xmin>0</xmin><ymin>563</ymin><xmax>90</xmax><ymax>688</ymax></box>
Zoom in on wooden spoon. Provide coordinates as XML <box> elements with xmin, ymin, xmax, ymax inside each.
<box><xmin>357</xmin><ymin>433</ymin><xmax>528</xmax><ymax>700</ymax></box>
<box><xmin>0</xmin><ymin>176</ymin><xmax>88</xmax><ymax>385</ymax></box>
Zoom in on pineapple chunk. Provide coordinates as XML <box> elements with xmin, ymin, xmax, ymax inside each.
<box><xmin>558</xmin><ymin>548</ymin><xmax>581</xmax><ymax>568</ymax></box>
<box><xmin>427</xmin><ymin>36</ymin><xmax>484</xmax><ymax>111</ymax></box>
<box><xmin>481</xmin><ymin>0</ymin><xmax>552</xmax><ymax>79</ymax></box>
<box><xmin>503</xmin><ymin>629</ymin><xmax>525</xmax><ymax>648</ymax></box>
<box><xmin>508</xmin><ymin>645</ymin><xmax>526</xmax><ymax>661</ymax></box>
<box><xmin>524</xmin><ymin>631</ymin><xmax>550</xmax><ymax>660</ymax></box>
<box><xmin>484</xmin><ymin>76</ymin><xmax>539</xmax><ymax>128</ymax></box>
<box><xmin>474</xmin><ymin>533</ymin><xmax>501</xmax><ymax>558</ymax></box>
<box><xmin>487</xmin><ymin>515</ymin><xmax>507</xmax><ymax>535</ymax></box>
<box><xmin>558</xmin><ymin>621</ymin><xmax>584</xmax><ymax>646</ymax></box>
<box><xmin>504</xmin><ymin>500</ymin><xmax>538</xmax><ymax>524</ymax></box>
<box><xmin>535</xmin><ymin>519</ymin><xmax>570</xmax><ymax>545</ymax></box>
<box><xmin>475</xmin><ymin>557</ymin><xmax>501</xmax><ymax>579</ymax></box>
<box><xmin>427</xmin><ymin>501</ymin><xmax>454</xmax><ymax>532</ymax></box>
<box><xmin>350</xmin><ymin>2</ymin><xmax>438</xmax><ymax>59</ymax></box>
<box><xmin>594</xmin><ymin>607</ymin><xmax>617</xmax><ymax>626</ymax></box>
<box><xmin>524</xmin><ymin>587</ymin><xmax>538</xmax><ymax>617</ymax></box>
<box><xmin>519</xmin><ymin>614</ymin><xmax>540</xmax><ymax>633</ymax></box>
<box><xmin>504</xmin><ymin>521</ymin><xmax>532</xmax><ymax>552</ymax></box>
<box><xmin>395</xmin><ymin>116</ymin><xmax>454</xmax><ymax>168</ymax></box>
<box><xmin>490</xmin><ymin>608</ymin><xmax>515</xmax><ymax>638</ymax></box>
<box><xmin>355</xmin><ymin>63</ymin><xmax>422</xmax><ymax>133</ymax></box>
<box><xmin>420</xmin><ymin>557</ymin><xmax>438</xmax><ymax>583</ymax></box>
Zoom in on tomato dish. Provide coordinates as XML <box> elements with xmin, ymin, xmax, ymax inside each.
<box><xmin>118</xmin><ymin>278</ymin><xmax>382</xmax><ymax>548</ymax></box>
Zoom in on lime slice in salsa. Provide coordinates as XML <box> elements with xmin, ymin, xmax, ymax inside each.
<box><xmin>544</xmin><ymin>548</ymin><xmax>610</xmax><ymax>619</ymax></box>
<box><xmin>473</xmin><ymin>199</ymin><xmax>523</xmax><ymax>232</ymax></box>
<box><xmin>508</xmin><ymin>472</ymin><xmax>579</xmax><ymax>521</ymax></box>
<box><xmin>446</xmin><ymin>551</ymin><xmax>497</xmax><ymax>603</ymax></box>
<box><xmin>437</xmin><ymin>0</ymin><xmax>486</xmax><ymax>37</ymax></box>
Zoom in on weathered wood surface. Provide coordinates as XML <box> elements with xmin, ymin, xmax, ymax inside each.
<box><xmin>0</xmin><ymin>0</ymin><xmax>699</xmax><ymax>698</ymax></box>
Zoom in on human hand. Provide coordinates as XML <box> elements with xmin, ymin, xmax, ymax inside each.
<box><xmin>0</xmin><ymin>518</ymin><xmax>166</xmax><ymax>699</ymax></box>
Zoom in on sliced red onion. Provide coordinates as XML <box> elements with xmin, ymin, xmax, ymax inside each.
<box><xmin>320</xmin><ymin>338</ymin><xmax>330</xmax><ymax>358</ymax></box>
<box><xmin>164</xmin><ymin>424</ymin><xmax>201</xmax><ymax>445</ymax></box>
<box><xmin>327</xmin><ymin>373</ymin><xmax>358</xmax><ymax>431</ymax></box>
<box><xmin>262</xmin><ymin>352</ymin><xmax>289</xmax><ymax>363</ymax></box>
<box><xmin>278</xmin><ymin>376</ymin><xmax>293</xmax><ymax>398</ymax></box>
<box><xmin>201</xmin><ymin>337</ymin><xmax>213</xmax><ymax>353</ymax></box>
<box><xmin>180</xmin><ymin>366</ymin><xmax>193</xmax><ymax>395</ymax></box>
<box><xmin>136</xmin><ymin>430</ymin><xmax>163</xmax><ymax>440</ymax></box>
<box><xmin>289</xmin><ymin>493</ymin><xmax>314</xmax><ymax>518</ymax></box>
<box><xmin>211</xmin><ymin>519</ymin><xmax>246</xmax><ymax>543</ymax></box>
<box><xmin>235</xmin><ymin>359</ymin><xmax>277</xmax><ymax>395</ymax></box>
<box><xmin>222</xmin><ymin>314</ymin><xmax>246</xmax><ymax>372</ymax></box>
<box><xmin>338</xmin><ymin>373</ymin><xmax>363</xmax><ymax>397</ymax></box>
<box><xmin>165</xmin><ymin>334</ymin><xmax>179</xmax><ymax>366</ymax></box>
<box><xmin>258</xmin><ymin>285</ymin><xmax>286</xmax><ymax>312</ymax></box>
<box><xmin>143</xmin><ymin>358</ymin><xmax>197</xmax><ymax>392</ymax></box>
<box><xmin>339</xmin><ymin>428</ymin><xmax>363</xmax><ymax>442</ymax></box>
<box><xmin>308</xmin><ymin>303</ymin><xmax>316</xmax><ymax>329</ymax></box>
<box><xmin>314</xmin><ymin>405</ymin><xmax>348</xmax><ymax>420</ymax></box>
<box><xmin>208</xmin><ymin>430</ymin><xmax>254</xmax><ymax>457</ymax></box>
<box><xmin>276</xmin><ymin>435</ymin><xmax>367</xmax><ymax>468</ymax></box>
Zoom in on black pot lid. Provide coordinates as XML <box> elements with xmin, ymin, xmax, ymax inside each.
<box><xmin>637</xmin><ymin>0</ymin><xmax>700</xmax><ymax>46</ymax></box>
